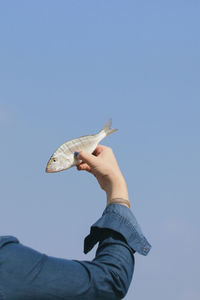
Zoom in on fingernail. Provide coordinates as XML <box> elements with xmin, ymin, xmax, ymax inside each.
<box><xmin>74</xmin><ymin>151</ymin><xmax>79</xmax><ymax>157</ymax></box>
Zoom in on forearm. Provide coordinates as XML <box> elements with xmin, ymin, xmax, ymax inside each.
<box><xmin>106</xmin><ymin>175</ymin><xmax>129</xmax><ymax>208</ymax></box>
<box><xmin>76</xmin><ymin>230</ymin><xmax>135</xmax><ymax>299</ymax></box>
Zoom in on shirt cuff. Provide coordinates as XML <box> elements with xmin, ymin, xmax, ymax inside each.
<box><xmin>84</xmin><ymin>204</ymin><xmax>151</xmax><ymax>256</ymax></box>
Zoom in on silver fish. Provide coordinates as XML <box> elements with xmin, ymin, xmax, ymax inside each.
<box><xmin>46</xmin><ymin>119</ymin><xmax>117</xmax><ymax>173</ymax></box>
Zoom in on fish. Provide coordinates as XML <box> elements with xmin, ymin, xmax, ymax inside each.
<box><xmin>46</xmin><ymin>119</ymin><xmax>117</xmax><ymax>173</ymax></box>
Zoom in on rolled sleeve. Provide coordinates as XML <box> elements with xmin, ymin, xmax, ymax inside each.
<box><xmin>84</xmin><ymin>204</ymin><xmax>151</xmax><ymax>256</ymax></box>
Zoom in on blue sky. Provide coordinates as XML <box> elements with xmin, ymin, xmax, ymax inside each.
<box><xmin>0</xmin><ymin>1</ymin><xmax>200</xmax><ymax>299</ymax></box>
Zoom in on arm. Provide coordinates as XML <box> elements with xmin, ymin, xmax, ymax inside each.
<box><xmin>0</xmin><ymin>146</ymin><xmax>151</xmax><ymax>300</ymax></box>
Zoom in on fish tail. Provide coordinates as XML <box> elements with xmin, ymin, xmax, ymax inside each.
<box><xmin>99</xmin><ymin>119</ymin><xmax>118</xmax><ymax>138</ymax></box>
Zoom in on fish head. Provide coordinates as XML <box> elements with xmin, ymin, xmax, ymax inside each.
<box><xmin>46</xmin><ymin>153</ymin><xmax>72</xmax><ymax>173</ymax></box>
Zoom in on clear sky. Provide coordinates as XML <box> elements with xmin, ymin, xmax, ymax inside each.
<box><xmin>0</xmin><ymin>1</ymin><xmax>200</xmax><ymax>299</ymax></box>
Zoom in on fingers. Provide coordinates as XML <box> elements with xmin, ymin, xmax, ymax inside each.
<box><xmin>77</xmin><ymin>150</ymin><xmax>98</xmax><ymax>168</ymax></box>
<box><xmin>77</xmin><ymin>162</ymin><xmax>91</xmax><ymax>172</ymax></box>
<box><xmin>76</xmin><ymin>145</ymin><xmax>113</xmax><ymax>174</ymax></box>
<box><xmin>92</xmin><ymin>145</ymin><xmax>104</xmax><ymax>156</ymax></box>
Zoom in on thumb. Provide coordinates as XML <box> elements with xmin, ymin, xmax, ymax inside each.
<box><xmin>77</xmin><ymin>150</ymin><xmax>98</xmax><ymax>167</ymax></box>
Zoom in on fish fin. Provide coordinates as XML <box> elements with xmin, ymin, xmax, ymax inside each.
<box><xmin>99</xmin><ymin>118</ymin><xmax>118</xmax><ymax>137</ymax></box>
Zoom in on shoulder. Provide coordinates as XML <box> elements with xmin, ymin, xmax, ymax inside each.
<box><xmin>0</xmin><ymin>236</ymin><xmax>19</xmax><ymax>249</ymax></box>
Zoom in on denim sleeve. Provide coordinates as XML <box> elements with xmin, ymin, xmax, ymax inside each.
<box><xmin>0</xmin><ymin>204</ymin><xmax>151</xmax><ymax>300</ymax></box>
<box><xmin>84</xmin><ymin>203</ymin><xmax>151</xmax><ymax>256</ymax></box>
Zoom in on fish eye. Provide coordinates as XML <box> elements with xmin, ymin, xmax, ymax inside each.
<box><xmin>53</xmin><ymin>158</ymin><xmax>56</xmax><ymax>162</ymax></box>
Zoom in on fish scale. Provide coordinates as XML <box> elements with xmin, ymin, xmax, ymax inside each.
<box><xmin>46</xmin><ymin>119</ymin><xmax>117</xmax><ymax>173</ymax></box>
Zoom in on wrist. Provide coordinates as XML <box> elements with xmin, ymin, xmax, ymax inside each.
<box><xmin>106</xmin><ymin>178</ymin><xmax>129</xmax><ymax>207</ymax></box>
<box><xmin>107</xmin><ymin>198</ymin><xmax>130</xmax><ymax>208</ymax></box>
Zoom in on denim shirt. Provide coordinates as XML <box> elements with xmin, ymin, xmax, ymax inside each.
<box><xmin>0</xmin><ymin>204</ymin><xmax>151</xmax><ymax>300</ymax></box>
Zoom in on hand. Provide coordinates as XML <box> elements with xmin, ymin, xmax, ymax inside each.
<box><xmin>76</xmin><ymin>145</ymin><xmax>129</xmax><ymax>207</ymax></box>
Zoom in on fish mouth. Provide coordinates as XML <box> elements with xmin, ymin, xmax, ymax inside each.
<box><xmin>46</xmin><ymin>166</ymin><xmax>63</xmax><ymax>173</ymax></box>
<box><xmin>46</xmin><ymin>167</ymin><xmax>55</xmax><ymax>173</ymax></box>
